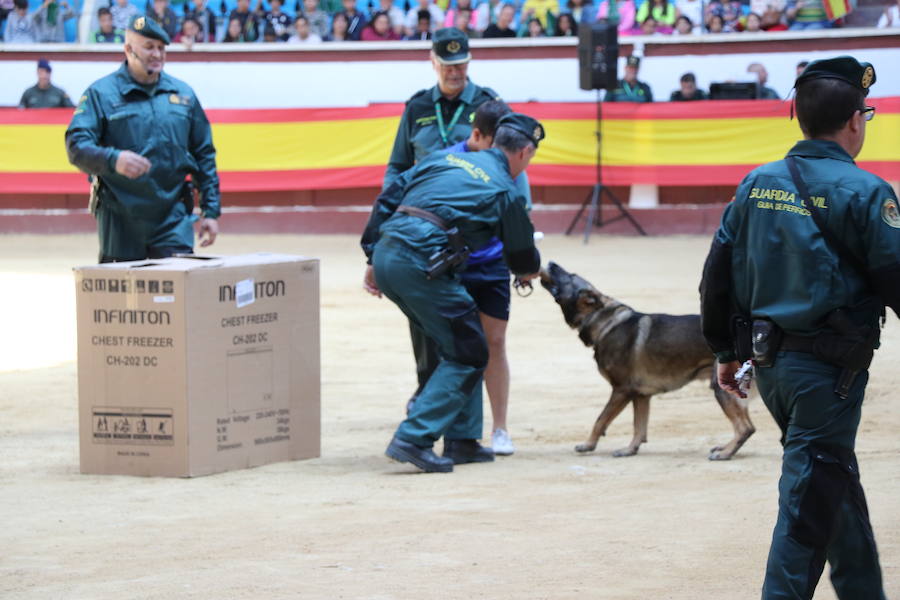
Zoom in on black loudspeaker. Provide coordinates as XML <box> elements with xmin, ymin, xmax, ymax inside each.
<box><xmin>709</xmin><ymin>82</ymin><xmax>758</xmax><ymax>100</ymax></box>
<box><xmin>578</xmin><ymin>23</ymin><xmax>619</xmax><ymax>91</ymax></box>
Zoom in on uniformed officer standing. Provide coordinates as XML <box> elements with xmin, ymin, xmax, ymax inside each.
<box><xmin>19</xmin><ymin>59</ymin><xmax>75</xmax><ymax>109</ymax></box>
<box><xmin>381</xmin><ymin>27</ymin><xmax>506</xmax><ymax>417</ymax></box>
<box><xmin>361</xmin><ymin>113</ymin><xmax>544</xmax><ymax>473</ymax></box>
<box><xmin>65</xmin><ymin>16</ymin><xmax>220</xmax><ymax>263</ymax></box>
<box><xmin>700</xmin><ymin>56</ymin><xmax>897</xmax><ymax>599</ymax></box>
<box><xmin>605</xmin><ymin>55</ymin><xmax>653</xmax><ymax>103</ymax></box>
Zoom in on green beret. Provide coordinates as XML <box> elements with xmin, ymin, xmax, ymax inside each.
<box><xmin>432</xmin><ymin>28</ymin><xmax>470</xmax><ymax>65</ymax></box>
<box><xmin>795</xmin><ymin>55</ymin><xmax>876</xmax><ymax>96</ymax></box>
<box><xmin>626</xmin><ymin>55</ymin><xmax>641</xmax><ymax>68</ymax></box>
<box><xmin>497</xmin><ymin>112</ymin><xmax>546</xmax><ymax>148</ymax></box>
<box><xmin>128</xmin><ymin>14</ymin><xmax>171</xmax><ymax>44</ymax></box>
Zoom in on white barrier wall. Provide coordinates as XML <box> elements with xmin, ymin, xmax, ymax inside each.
<box><xmin>2</xmin><ymin>44</ymin><xmax>899</xmax><ymax>108</ymax></box>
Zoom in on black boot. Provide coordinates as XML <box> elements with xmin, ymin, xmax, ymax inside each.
<box><xmin>443</xmin><ymin>439</ymin><xmax>495</xmax><ymax>464</ymax></box>
<box><xmin>386</xmin><ymin>437</ymin><xmax>453</xmax><ymax>473</ymax></box>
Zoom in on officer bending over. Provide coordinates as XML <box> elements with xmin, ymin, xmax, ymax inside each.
<box><xmin>382</xmin><ymin>28</ymin><xmax>503</xmax><ymax>416</ymax></box>
<box><xmin>700</xmin><ymin>56</ymin><xmax>898</xmax><ymax>599</ymax></box>
<box><xmin>65</xmin><ymin>16</ymin><xmax>220</xmax><ymax>263</ymax></box>
<box><xmin>361</xmin><ymin>113</ymin><xmax>544</xmax><ymax>473</ymax></box>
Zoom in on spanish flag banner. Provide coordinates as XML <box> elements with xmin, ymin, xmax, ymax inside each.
<box><xmin>1</xmin><ymin>98</ymin><xmax>897</xmax><ymax>195</ymax></box>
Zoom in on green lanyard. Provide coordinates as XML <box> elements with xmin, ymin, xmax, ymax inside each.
<box><xmin>622</xmin><ymin>82</ymin><xmax>643</xmax><ymax>100</ymax></box>
<box><xmin>435</xmin><ymin>100</ymin><xmax>467</xmax><ymax>148</ymax></box>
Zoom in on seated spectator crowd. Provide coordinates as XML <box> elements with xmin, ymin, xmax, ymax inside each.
<box><xmin>2</xmin><ymin>0</ymin><xmax>896</xmax><ymax>43</ymax></box>
<box><xmin>604</xmin><ymin>56</ymin><xmax>801</xmax><ymax>103</ymax></box>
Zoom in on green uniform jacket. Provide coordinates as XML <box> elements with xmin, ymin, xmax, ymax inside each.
<box><xmin>605</xmin><ymin>79</ymin><xmax>653</xmax><ymax>103</ymax></box>
<box><xmin>700</xmin><ymin>139</ymin><xmax>900</xmax><ymax>362</ymax></box>
<box><xmin>362</xmin><ymin>148</ymin><xmax>540</xmax><ymax>276</ymax></box>
<box><xmin>65</xmin><ymin>62</ymin><xmax>221</xmax><ymax>226</ymax></box>
<box><xmin>19</xmin><ymin>84</ymin><xmax>74</xmax><ymax>108</ymax></box>
<box><xmin>382</xmin><ymin>80</ymin><xmax>500</xmax><ymax>191</ymax></box>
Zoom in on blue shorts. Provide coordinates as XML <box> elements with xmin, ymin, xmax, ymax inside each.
<box><xmin>462</xmin><ymin>276</ymin><xmax>510</xmax><ymax>321</ymax></box>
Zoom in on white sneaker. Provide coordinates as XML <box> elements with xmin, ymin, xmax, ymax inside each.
<box><xmin>491</xmin><ymin>428</ymin><xmax>515</xmax><ymax>456</ymax></box>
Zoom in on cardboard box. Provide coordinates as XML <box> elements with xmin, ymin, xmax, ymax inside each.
<box><xmin>74</xmin><ymin>254</ymin><xmax>320</xmax><ymax>477</ymax></box>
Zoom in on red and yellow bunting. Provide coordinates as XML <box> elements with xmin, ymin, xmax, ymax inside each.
<box><xmin>1</xmin><ymin>98</ymin><xmax>897</xmax><ymax>194</ymax></box>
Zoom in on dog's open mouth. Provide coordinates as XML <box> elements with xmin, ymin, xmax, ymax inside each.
<box><xmin>539</xmin><ymin>263</ymin><xmax>566</xmax><ymax>299</ymax></box>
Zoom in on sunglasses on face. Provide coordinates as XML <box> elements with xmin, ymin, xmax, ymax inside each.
<box><xmin>861</xmin><ymin>106</ymin><xmax>876</xmax><ymax>121</ymax></box>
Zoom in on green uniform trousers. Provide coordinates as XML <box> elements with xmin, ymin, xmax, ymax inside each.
<box><xmin>96</xmin><ymin>202</ymin><xmax>195</xmax><ymax>262</ymax></box>
<box><xmin>409</xmin><ymin>322</ymin><xmax>441</xmax><ymax>398</ymax></box>
<box><xmin>373</xmin><ymin>238</ymin><xmax>486</xmax><ymax>446</ymax></box>
<box><xmin>755</xmin><ymin>351</ymin><xmax>885</xmax><ymax>600</ymax></box>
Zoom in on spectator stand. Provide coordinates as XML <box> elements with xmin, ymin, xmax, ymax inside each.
<box><xmin>0</xmin><ymin>30</ymin><xmax>898</xmax><ymax>234</ymax></box>
<box><xmin>4</xmin><ymin>0</ymin><xmax>894</xmax><ymax>43</ymax></box>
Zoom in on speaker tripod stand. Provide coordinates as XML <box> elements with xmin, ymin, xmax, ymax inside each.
<box><xmin>565</xmin><ymin>91</ymin><xmax>646</xmax><ymax>241</ymax></box>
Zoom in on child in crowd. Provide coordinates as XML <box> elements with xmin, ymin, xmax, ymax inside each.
<box><xmin>36</xmin><ymin>0</ymin><xmax>76</xmax><ymax>42</ymax></box>
<box><xmin>636</xmin><ymin>0</ymin><xmax>675</xmax><ymax>28</ymax></box>
<box><xmin>263</xmin><ymin>0</ymin><xmax>293</xmax><ymax>41</ymax></box>
<box><xmin>223</xmin><ymin>16</ymin><xmax>248</xmax><ymax>40</ymax></box>
<box><xmin>174</xmin><ymin>16</ymin><xmax>203</xmax><ymax>45</ymax></box>
<box><xmin>742</xmin><ymin>11</ymin><xmax>762</xmax><ymax>30</ymax></box>
<box><xmin>324</xmin><ymin>10</ymin><xmax>350</xmax><ymax>39</ymax></box>
<box><xmin>4</xmin><ymin>0</ymin><xmax>38</xmax><ymax>42</ymax></box>
<box><xmin>184</xmin><ymin>0</ymin><xmax>216</xmax><ymax>41</ymax></box>
<box><xmin>301</xmin><ymin>0</ymin><xmax>329</xmax><ymax>38</ymax></box>
<box><xmin>361</xmin><ymin>10</ymin><xmax>400</xmax><ymax>39</ymax></box>
<box><xmin>228</xmin><ymin>0</ymin><xmax>259</xmax><ymax>41</ymax></box>
<box><xmin>673</xmin><ymin>14</ymin><xmax>693</xmax><ymax>33</ymax></box>
<box><xmin>524</xmin><ymin>15</ymin><xmax>544</xmax><ymax>35</ymax></box>
<box><xmin>706</xmin><ymin>12</ymin><xmax>725</xmax><ymax>30</ymax></box>
<box><xmin>92</xmin><ymin>6</ymin><xmax>125</xmax><ymax>42</ymax></box>
<box><xmin>289</xmin><ymin>14</ymin><xmax>323</xmax><ymax>41</ymax></box>
<box><xmin>554</xmin><ymin>11</ymin><xmax>576</xmax><ymax>35</ymax></box>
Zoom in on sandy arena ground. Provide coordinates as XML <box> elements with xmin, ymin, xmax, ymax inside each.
<box><xmin>1</xmin><ymin>233</ymin><xmax>897</xmax><ymax>599</ymax></box>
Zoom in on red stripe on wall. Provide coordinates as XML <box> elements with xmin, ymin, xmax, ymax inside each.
<box><xmin>3</xmin><ymin>97</ymin><xmax>899</xmax><ymax>125</ymax></box>
<box><xmin>0</xmin><ymin>172</ymin><xmax>87</xmax><ymax>193</ymax></box>
<box><xmin>221</xmin><ymin>166</ymin><xmax>386</xmax><ymax>191</ymax></box>
<box><xmin>3</xmin><ymin>161</ymin><xmax>897</xmax><ymax>195</ymax></box>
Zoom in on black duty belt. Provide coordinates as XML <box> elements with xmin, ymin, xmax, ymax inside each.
<box><xmin>396</xmin><ymin>205</ymin><xmax>470</xmax><ymax>280</ymax></box>
<box><xmin>780</xmin><ymin>334</ymin><xmax>816</xmax><ymax>353</ymax></box>
<box><xmin>396</xmin><ymin>205</ymin><xmax>450</xmax><ymax>231</ymax></box>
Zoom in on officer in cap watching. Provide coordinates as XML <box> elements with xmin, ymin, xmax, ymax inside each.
<box><xmin>19</xmin><ymin>59</ymin><xmax>75</xmax><ymax>109</ymax></box>
<box><xmin>361</xmin><ymin>113</ymin><xmax>545</xmax><ymax>473</ymax></box>
<box><xmin>700</xmin><ymin>56</ymin><xmax>897</xmax><ymax>598</ymax></box>
<box><xmin>376</xmin><ymin>27</ymin><xmax>521</xmax><ymax>432</ymax></box>
<box><xmin>605</xmin><ymin>55</ymin><xmax>654</xmax><ymax>103</ymax></box>
<box><xmin>65</xmin><ymin>15</ymin><xmax>220</xmax><ymax>263</ymax></box>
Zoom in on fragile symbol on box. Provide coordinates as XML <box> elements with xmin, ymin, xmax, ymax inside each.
<box><xmin>92</xmin><ymin>407</ymin><xmax>174</xmax><ymax>446</ymax></box>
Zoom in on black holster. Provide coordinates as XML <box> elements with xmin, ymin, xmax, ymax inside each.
<box><xmin>395</xmin><ymin>204</ymin><xmax>471</xmax><ymax>280</ymax></box>
<box><xmin>426</xmin><ymin>227</ymin><xmax>470</xmax><ymax>279</ymax></box>
<box><xmin>751</xmin><ymin>319</ymin><xmax>783</xmax><ymax>368</ymax></box>
<box><xmin>181</xmin><ymin>180</ymin><xmax>196</xmax><ymax>216</ymax></box>
<box><xmin>812</xmin><ymin>309</ymin><xmax>877</xmax><ymax>399</ymax></box>
<box><xmin>731</xmin><ymin>315</ymin><xmax>753</xmax><ymax>363</ymax></box>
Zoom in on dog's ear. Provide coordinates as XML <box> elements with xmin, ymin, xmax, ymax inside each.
<box><xmin>577</xmin><ymin>289</ymin><xmax>600</xmax><ymax>309</ymax></box>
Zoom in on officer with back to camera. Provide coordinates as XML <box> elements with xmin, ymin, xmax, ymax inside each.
<box><xmin>361</xmin><ymin>113</ymin><xmax>545</xmax><ymax>473</ymax></box>
<box><xmin>380</xmin><ymin>28</ymin><xmax>519</xmax><ymax>418</ymax></box>
<box><xmin>700</xmin><ymin>56</ymin><xmax>898</xmax><ymax>599</ymax></box>
<box><xmin>65</xmin><ymin>15</ymin><xmax>220</xmax><ymax>263</ymax></box>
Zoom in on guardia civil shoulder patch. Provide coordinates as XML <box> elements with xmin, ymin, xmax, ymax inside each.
<box><xmin>881</xmin><ymin>198</ymin><xmax>900</xmax><ymax>228</ymax></box>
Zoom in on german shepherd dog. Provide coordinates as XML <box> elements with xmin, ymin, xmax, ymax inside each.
<box><xmin>540</xmin><ymin>262</ymin><xmax>755</xmax><ymax>460</ymax></box>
